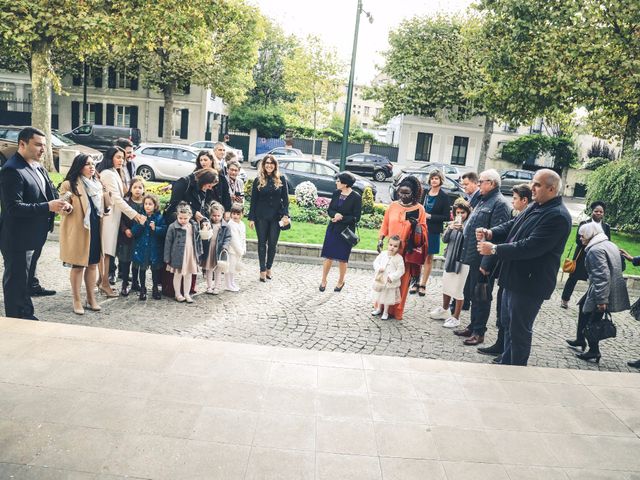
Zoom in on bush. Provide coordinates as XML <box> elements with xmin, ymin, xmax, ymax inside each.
<box><xmin>244</xmin><ymin>178</ymin><xmax>254</xmax><ymax>200</ymax></box>
<box><xmin>359</xmin><ymin>212</ymin><xmax>384</xmax><ymax>230</ymax></box>
<box><xmin>295</xmin><ymin>181</ymin><xmax>318</xmax><ymax>208</ymax></box>
<box><xmin>315</xmin><ymin>197</ymin><xmax>330</xmax><ymax>210</ymax></box>
<box><xmin>501</xmin><ymin>134</ymin><xmax>578</xmax><ymax>169</ymax></box>
<box><xmin>361</xmin><ymin>186</ymin><xmax>375</xmax><ymax>214</ymax></box>
<box><xmin>583</xmin><ymin>156</ymin><xmax>611</xmax><ymax>171</ymax></box>
<box><xmin>587</xmin><ymin>141</ymin><xmax>617</xmax><ymax>161</ymax></box>
<box><xmin>229</xmin><ymin>104</ymin><xmax>287</xmax><ymax>138</ymax></box>
<box><xmin>586</xmin><ymin>154</ymin><xmax>640</xmax><ymax>231</ymax></box>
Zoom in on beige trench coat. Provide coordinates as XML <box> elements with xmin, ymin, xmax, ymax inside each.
<box><xmin>100</xmin><ymin>168</ymin><xmax>138</xmax><ymax>256</ymax></box>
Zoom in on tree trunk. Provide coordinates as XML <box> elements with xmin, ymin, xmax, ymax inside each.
<box><xmin>477</xmin><ymin>115</ymin><xmax>494</xmax><ymax>173</ymax></box>
<box><xmin>31</xmin><ymin>42</ymin><xmax>54</xmax><ymax>171</ymax></box>
<box><xmin>162</xmin><ymin>84</ymin><xmax>175</xmax><ymax>143</ymax></box>
<box><xmin>621</xmin><ymin>113</ymin><xmax>640</xmax><ymax>157</ymax></box>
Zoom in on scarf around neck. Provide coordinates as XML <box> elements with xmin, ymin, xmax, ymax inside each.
<box><xmin>80</xmin><ymin>176</ymin><xmax>104</xmax><ymax>229</ymax></box>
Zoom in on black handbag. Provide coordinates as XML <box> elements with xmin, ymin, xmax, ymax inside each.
<box><xmin>584</xmin><ymin>311</ymin><xmax>617</xmax><ymax>341</ymax></box>
<box><xmin>630</xmin><ymin>298</ymin><xmax>640</xmax><ymax>322</ymax></box>
<box><xmin>473</xmin><ymin>273</ymin><xmax>492</xmax><ymax>302</ymax></box>
<box><xmin>340</xmin><ymin>224</ymin><xmax>360</xmax><ymax>247</ymax></box>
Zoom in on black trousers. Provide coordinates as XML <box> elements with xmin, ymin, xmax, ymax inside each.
<box><xmin>467</xmin><ymin>265</ymin><xmax>495</xmax><ymax>336</ymax></box>
<box><xmin>255</xmin><ymin>218</ymin><xmax>281</xmax><ymax>272</ymax></box>
<box><xmin>138</xmin><ymin>265</ymin><xmax>161</xmax><ymax>289</ymax></box>
<box><xmin>1</xmin><ymin>247</ymin><xmax>37</xmax><ymax>319</ymax></box>
<box><xmin>26</xmin><ymin>244</ymin><xmax>43</xmax><ymax>290</ymax></box>
<box><xmin>500</xmin><ymin>288</ymin><xmax>544</xmax><ymax>366</ymax></box>
<box><xmin>561</xmin><ymin>274</ymin><xmax>583</xmax><ymax>302</ymax></box>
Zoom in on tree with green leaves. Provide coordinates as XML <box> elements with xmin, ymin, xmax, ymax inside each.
<box><xmin>368</xmin><ymin>14</ymin><xmax>497</xmax><ymax>170</ymax></box>
<box><xmin>0</xmin><ymin>0</ymin><xmax>106</xmax><ymax>170</ymax></box>
<box><xmin>229</xmin><ymin>104</ymin><xmax>286</xmax><ymax>138</ymax></box>
<box><xmin>284</xmin><ymin>35</ymin><xmax>343</xmax><ymax>157</ymax></box>
<box><xmin>477</xmin><ymin>0</ymin><xmax>640</xmax><ymax>155</ymax></box>
<box><xmin>245</xmin><ymin>19</ymin><xmax>298</xmax><ymax>108</ymax></box>
<box><xmin>108</xmin><ymin>0</ymin><xmax>263</xmax><ymax>143</ymax></box>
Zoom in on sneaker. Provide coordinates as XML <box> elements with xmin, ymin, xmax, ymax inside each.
<box><xmin>175</xmin><ymin>295</ymin><xmax>186</xmax><ymax>303</ymax></box>
<box><xmin>443</xmin><ymin>317</ymin><xmax>461</xmax><ymax>328</ymax></box>
<box><xmin>429</xmin><ymin>307</ymin><xmax>450</xmax><ymax>320</ymax></box>
<box><xmin>371</xmin><ymin>309</ymin><xmax>382</xmax><ymax>316</ymax></box>
<box><xmin>226</xmin><ymin>285</ymin><xmax>240</xmax><ymax>292</ymax></box>
<box><xmin>206</xmin><ymin>288</ymin><xmax>215</xmax><ymax>294</ymax></box>
<box><xmin>185</xmin><ymin>295</ymin><xmax>194</xmax><ymax>303</ymax></box>
<box><xmin>381</xmin><ymin>312</ymin><xmax>389</xmax><ymax>320</ymax></box>
<box><xmin>211</xmin><ymin>288</ymin><xmax>221</xmax><ymax>295</ymax></box>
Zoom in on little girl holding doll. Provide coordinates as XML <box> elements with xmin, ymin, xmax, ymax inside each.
<box><xmin>163</xmin><ymin>202</ymin><xmax>203</xmax><ymax>303</ymax></box>
<box><xmin>371</xmin><ymin>235</ymin><xmax>405</xmax><ymax>320</ymax></box>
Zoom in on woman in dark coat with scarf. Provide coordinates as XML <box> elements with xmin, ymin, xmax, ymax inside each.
<box><xmin>165</xmin><ymin>168</ymin><xmax>219</xmax><ymax>223</ymax></box>
<box><xmin>561</xmin><ymin>201</ymin><xmax>610</xmax><ymax>308</ymax></box>
<box><xmin>319</xmin><ymin>172</ymin><xmax>362</xmax><ymax>292</ymax></box>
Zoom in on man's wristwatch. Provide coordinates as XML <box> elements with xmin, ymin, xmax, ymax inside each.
<box><xmin>490</xmin><ymin>244</ymin><xmax>497</xmax><ymax>255</ymax></box>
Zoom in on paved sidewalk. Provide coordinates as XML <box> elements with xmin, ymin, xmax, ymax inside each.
<box><xmin>2</xmin><ymin>241</ymin><xmax>640</xmax><ymax>373</ymax></box>
<box><xmin>2</xmin><ymin>317</ymin><xmax>640</xmax><ymax>479</ymax></box>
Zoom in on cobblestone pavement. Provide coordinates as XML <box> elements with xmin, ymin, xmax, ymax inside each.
<box><xmin>3</xmin><ymin>241</ymin><xmax>640</xmax><ymax>373</ymax></box>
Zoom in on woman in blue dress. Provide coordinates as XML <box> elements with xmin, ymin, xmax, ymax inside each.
<box><xmin>319</xmin><ymin>172</ymin><xmax>363</xmax><ymax>292</ymax></box>
<box><xmin>412</xmin><ymin>169</ymin><xmax>451</xmax><ymax>296</ymax></box>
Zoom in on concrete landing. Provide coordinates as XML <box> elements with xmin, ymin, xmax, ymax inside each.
<box><xmin>1</xmin><ymin>317</ymin><xmax>640</xmax><ymax>479</ymax></box>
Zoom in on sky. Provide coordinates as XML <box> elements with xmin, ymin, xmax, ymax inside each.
<box><xmin>249</xmin><ymin>0</ymin><xmax>476</xmax><ymax>85</ymax></box>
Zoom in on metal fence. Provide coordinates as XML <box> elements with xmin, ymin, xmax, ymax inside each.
<box><xmin>0</xmin><ymin>99</ymin><xmax>60</xmax><ymax>129</ymax></box>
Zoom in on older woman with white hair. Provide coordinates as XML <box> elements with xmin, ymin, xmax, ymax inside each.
<box><xmin>567</xmin><ymin>221</ymin><xmax>629</xmax><ymax>363</ymax></box>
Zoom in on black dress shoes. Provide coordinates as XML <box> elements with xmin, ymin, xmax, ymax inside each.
<box><xmin>477</xmin><ymin>343</ymin><xmax>503</xmax><ymax>356</ymax></box>
<box><xmin>22</xmin><ymin>315</ymin><xmax>39</xmax><ymax>321</ymax></box>
<box><xmin>492</xmin><ymin>355</ymin><xmax>502</xmax><ymax>364</ymax></box>
<box><xmin>30</xmin><ymin>286</ymin><xmax>56</xmax><ymax>296</ymax></box>
<box><xmin>627</xmin><ymin>359</ymin><xmax>640</xmax><ymax>369</ymax></box>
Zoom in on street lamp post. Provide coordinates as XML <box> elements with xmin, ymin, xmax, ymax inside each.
<box><xmin>339</xmin><ymin>0</ymin><xmax>372</xmax><ymax>171</ymax></box>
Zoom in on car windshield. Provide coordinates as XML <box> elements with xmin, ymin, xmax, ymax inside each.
<box><xmin>51</xmin><ymin>132</ymin><xmax>76</xmax><ymax>147</ymax></box>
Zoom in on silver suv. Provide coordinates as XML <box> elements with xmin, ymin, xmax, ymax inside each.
<box><xmin>500</xmin><ymin>169</ymin><xmax>534</xmax><ymax>195</ymax></box>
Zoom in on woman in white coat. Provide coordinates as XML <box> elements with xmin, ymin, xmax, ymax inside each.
<box><xmin>96</xmin><ymin>146</ymin><xmax>145</xmax><ymax>296</ymax></box>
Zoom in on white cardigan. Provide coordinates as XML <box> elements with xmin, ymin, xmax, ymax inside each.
<box><xmin>100</xmin><ymin>168</ymin><xmax>138</xmax><ymax>256</ymax></box>
<box><xmin>372</xmin><ymin>251</ymin><xmax>405</xmax><ymax>288</ymax></box>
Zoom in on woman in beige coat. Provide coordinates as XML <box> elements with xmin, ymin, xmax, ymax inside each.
<box><xmin>59</xmin><ymin>154</ymin><xmax>109</xmax><ymax>314</ymax></box>
<box><xmin>96</xmin><ymin>147</ymin><xmax>145</xmax><ymax>297</ymax></box>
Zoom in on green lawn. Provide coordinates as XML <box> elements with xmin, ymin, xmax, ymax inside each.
<box><xmin>50</xmin><ymin>173</ymin><xmax>640</xmax><ymax>275</ymax></box>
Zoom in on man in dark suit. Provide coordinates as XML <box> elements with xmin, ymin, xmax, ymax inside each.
<box><xmin>476</xmin><ymin>169</ymin><xmax>572</xmax><ymax>366</ymax></box>
<box><xmin>0</xmin><ymin>127</ymin><xmax>70</xmax><ymax>320</ymax></box>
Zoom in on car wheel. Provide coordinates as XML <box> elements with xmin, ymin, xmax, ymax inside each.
<box><xmin>374</xmin><ymin>170</ymin><xmax>387</xmax><ymax>182</ymax></box>
<box><xmin>137</xmin><ymin>165</ymin><xmax>155</xmax><ymax>181</ymax></box>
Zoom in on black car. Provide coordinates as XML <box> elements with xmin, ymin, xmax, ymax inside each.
<box><xmin>64</xmin><ymin>124</ymin><xmax>142</xmax><ymax>152</ymax></box>
<box><xmin>389</xmin><ymin>170</ymin><xmax>465</xmax><ymax>205</ymax></box>
<box><xmin>278</xmin><ymin>157</ymin><xmax>377</xmax><ymax>198</ymax></box>
<box><xmin>330</xmin><ymin>153</ymin><xmax>394</xmax><ymax>182</ymax></box>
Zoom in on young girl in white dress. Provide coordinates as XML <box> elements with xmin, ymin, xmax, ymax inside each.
<box><xmin>371</xmin><ymin>235</ymin><xmax>405</xmax><ymax>320</ymax></box>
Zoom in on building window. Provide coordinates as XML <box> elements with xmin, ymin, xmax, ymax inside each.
<box><xmin>115</xmin><ymin>105</ymin><xmax>131</xmax><ymax>127</ymax></box>
<box><xmin>117</xmin><ymin>68</ymin><xmax>131</xmax><ymax>89</ymax></box>
<box><xmin>451</xmin><ymin>136</ymin><xmax>469</xmax><ymax>166</ymax></box>
<box><xmin>364</xmin><ymin>106</ymin><xmax>370</xmax><ymax>116</ymax></box>
<box><xmin>86</xmin><ymin>103</ymin><xmax>98</xmax><ymax>124</ymax></box>
<box><xmin>415</xmin><ymin>132</ymin><xmax>433</xmax><ymax>162</ymax></box>
<box><xmin>172</xmin><ymin>108</ymin><xmax>182</xmax><ymax>137</ymax></box>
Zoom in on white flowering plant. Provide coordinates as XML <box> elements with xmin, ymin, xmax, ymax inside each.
<box><xmin>294</xmin><ymin>181</ymin><xmax>318</xmax><ymax>208</ymax></box>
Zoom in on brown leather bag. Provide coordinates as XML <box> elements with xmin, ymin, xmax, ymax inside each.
<box><xmin>562</xmin><ymin>248</ymin><xmax>582</xmax><ymax>274</ymax></box>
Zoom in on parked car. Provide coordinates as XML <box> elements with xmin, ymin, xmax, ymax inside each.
<box><xmin>278</xmin><ymin>157</ymin><xmax>377</xmax><ymax>198</ymax></box>
<box><xmin>191</xmin><ymin>141</ymin><xmax>244</xmax><ymax>163</ymax></box>
<box><xmin>329</xmin><ymin>153</ymin><xmax>394</xmax><ymax>182</ymax></box>
<box><xmin>0</xmin><ymin>125</ymin><xmax>102</xmax><ymax>174</ymax></box>
<box><xmin>64</xmin><ymin>124</ymin><xmax>142</xmax><ymax>152</ymax></box>
<box><xmin>413</xmin><ymin>162</ymin><xmax>462</xmax><ymax>182</ymax></box>
<box><xmin>133</xmin><ymin>143</ymin><xmax>201</xmax><ymax>181</ymax></box>
<box><xmin>134</xmin><ymin>143</ymin><xmax>246</xmax><ymax>183</ymax></box>
<box><xmin>500</xmin><ymin>169</ymin><xmax>535</xmax><ymax>195</ymax></box>
<box><xmin>251</xmin><ymin>146</ymin><xmax>304</xmax><ymax>168</ymax></box>
<box><xmin>389</xmin><ymin>169</ymin><xmax>466</xmax><ymax>205</ymax></box>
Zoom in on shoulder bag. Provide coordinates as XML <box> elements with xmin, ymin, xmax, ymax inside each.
<box><xmin>562</xmin><ymin>246</ymin><xmax>582</xmax><ymax>274</ymax></box>
<box><xmin>340</xmin><ymin>224</ymin><xmax>360</xmax><ymax>247</ymax></box>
